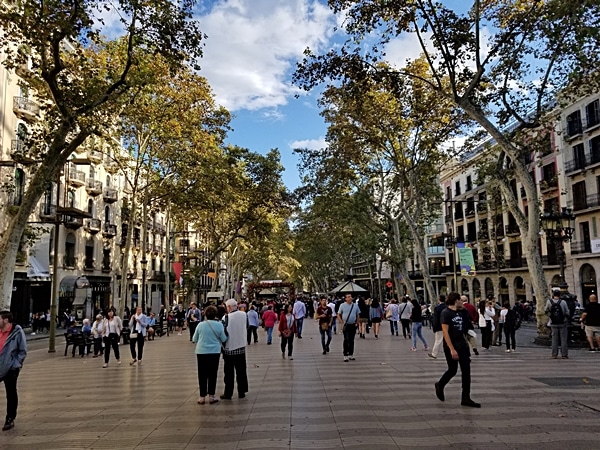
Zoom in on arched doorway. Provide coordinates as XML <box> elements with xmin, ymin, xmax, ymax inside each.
<box><xmin>499</xmin><ymin>277</ymin><xmax>509</xmax><ymax>303</ymax></box>
<box><xmin>472</xmin><ymin>278</ymin><xmax>481</xmax><ymax>300</ymax></box>
<box><xmin>514</xmin><ymin>276</ymin><xmax>526</xmax><ymax>304</ymax></box>
<box><xmin>461</xmin><ymin>279</ymin><xmax>469</xmax><ymax>296</ymax></box>
<box><xmin>550</xmin><ymin>274</ymin><xmax>562</xmax><ymax>290</ymax></box>
<box><xmin>485</xmin><ymin>277</ymin><xmax>494</xmax><ymax>298</ymax></box>
<box><xmin>581</xmin><ymin>264</ymin><xmax>597</xmax><ymax>307</ymax></box>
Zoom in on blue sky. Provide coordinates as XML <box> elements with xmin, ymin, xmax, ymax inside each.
<box><xmin>194</xmin><ymin>0</ymin><xmax>432</xmax><ymax>190</ymax></box>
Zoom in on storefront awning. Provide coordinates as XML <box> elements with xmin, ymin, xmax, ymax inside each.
<box><xmin>59</xmin><ymin>276</ymin><xmax>90</xmax><ymax>298</ymax></box>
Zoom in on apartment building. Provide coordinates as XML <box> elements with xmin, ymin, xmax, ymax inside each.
<box><xmin>558</xmin><ymin>93</ymin><xmax>600</xmax><ymax>303</ymax></box>
<box><xmin>0</xmin><ymin>54</ymin><xmax>168</xmax><ymax>324</ymax></box>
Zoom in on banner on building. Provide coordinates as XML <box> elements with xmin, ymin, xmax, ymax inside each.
<box><xmin>457</xmin><ymin>245</ymin><xmax>476</xmax><ymax>276</ymax></box>
<box><xmin>27</xmin><ymin>232</ymin><xmax>51</xmax><ymax>278</ymax></box>
<box><xmin>172</xmin><ymin>262</ymin><xmax>183</xmax><ymax>286</ymax></box>
<box><xmin>591</xmin><ymin>239</ymin><xmax>600</xmax><ymax>254</ymax></box>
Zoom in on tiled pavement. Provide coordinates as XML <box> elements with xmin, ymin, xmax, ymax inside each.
<box><xmin>2</xmin><ymin>321</ymin><xmax>600</xmax><ymax>449</ymax></box>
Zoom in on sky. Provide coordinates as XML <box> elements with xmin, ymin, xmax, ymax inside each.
<box><xmin>193</xmin><ymin>0</ymin><xmax>427</xmax><ymax>190</ymax></box>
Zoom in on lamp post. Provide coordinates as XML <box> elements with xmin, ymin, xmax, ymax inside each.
<box><xmin>444</xmin><ymin>234</ymin><xmax>459</xmax><ymax>292</ymax></box>
<box><xmin>140</xmin><ymin>258</ymin><xmax>148</xmax><ymax>312</ymax></box>
<box><xmin>540</xmin><ymin>207</ymin><xmax>576</xmax><ymax>313</ymax></box>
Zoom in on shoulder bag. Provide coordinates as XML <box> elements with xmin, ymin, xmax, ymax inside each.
<box><xmin>206</xmin><ymin>321</ymin><xmax>226</xmax><ymax>352</ymax></box>
<box><xmin>342</xmin><ymin>304</ymin><xmax>355</xmax><ymax>333</ymax></box>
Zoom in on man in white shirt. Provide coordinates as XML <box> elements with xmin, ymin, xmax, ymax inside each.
<box><xmin>221</xmin><ymin>299</ymin><xmax>249</xmax><ymax>400</ymax></box>
<box><xmin>327</xmin><ymin>299</ymin><xmax>337</xmax><ymax>334</ymax></box>
<box><xmin>293</xmin><ymin>298</ymin><xmax>307</xmax><ymax>339</ymax></box>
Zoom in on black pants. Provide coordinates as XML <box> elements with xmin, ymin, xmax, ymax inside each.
<box><xmin>247</xmin><ymin>326</ymin><xmax>258</xmax><ymax>344</ymax></box>
<box><xmin>343</xmin><ymin>323</ymin><xmax>357</xmax><ymax>356</ymax></box>
<box><xmin>93</xmin><ymin>337</ymin><xmax>103</xmax><ymax>356</ymax></box>
<box><xmin>1</xmin><ymin>369</ymin><xmax>20</xmax><ymax>421</ymax></box>
<box><xmin>197</xmin><ymin>353</ymin><xmax>220</xmax><ymax>397</ymax></box>
<box><xmin>188</xmin><ymin>321</ymin><xmax>199</xmax><ymax>340</ymax></box>
<box><xmin>438</xmin><ymin>345</ymin><xmax>471</xmax><ymax>401</ymax></box>
<box><xmin>281</xmin><ymin>334</ymin><xmax>294</xmax><ymax>356</ymax></box>
<box><xmin>103</xmin><ymin>333</ymin><xmax>120</xmax><ymax>364</ymax></box>
<box><xmin>400</xmin><ymin>319</ymin><xmax>411</xmax><ymax>338</ymax></box>
<box><xmin>504</xmin><ymin>327</ymin><xmax>516</xmax><ymax>350</ymax></box>
<box><xmin>129</xmin><ymin>333</ymin><xmax>145</xmax><ymax>361</ymax></box>
<box><xmin>223</xmin><ymin>352</ymin><xmax>248</xmax><ymax>397</ymax></box>
<box><xmin>481</xmin><ymin>321</ymin><xmax>492</xmax><ymax>349</ymax></box>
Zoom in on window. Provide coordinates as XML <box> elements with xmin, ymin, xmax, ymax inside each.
<box><xmin>85</xmin><ymin>238</ymin><xmax>94</xmax><ymax>269</ymax></box>
<box><xmin>573</xmin><ymin>143</ymin><xmax>585</xmax><ymax>169</ymax></box>
<box><xmin>455</xmin><ymin>181</ymin><xmax>461</xmax><ymax>196</ymax></box>
<box><xmin>65</xmin><ymin>233</ymin><xmax>76</xmax><ymax>267</ymax></box>
<box><xmin>16</xmin><ymin>123</ymin><xmax>28</xmax><ymax>141</ymax></box>
<box><xmin>104</xmin><ymin>205</ymin><xmax>111</xmax><ymax>224</ymax></box>
<box><xmin>586</xmin><ymin>99</ymin><xmax>600</xmax><ymax>129</ymax></box>
<box><xmin>567</xmin><ymin>110</ymin><xmax>583</xmax><ymax>137</ymax></box>
<box><xmin>14</xmin><ymin>168</ymin><xmax>25</xmax><ymax>206</ymax></box>
<box><xmin>67</xmin><ymin>190</ymin><xmax>75</xmax><ymax>208</ymax></box>
<box><xmin>106</xmin><ymin>175</ymin><xmax>111</xmax><ymax>187</ymax></box>
<box><xmin>102</xmin><ymin>248</ymin><xmax>111</xmax><ymax>271</ymax></box>
<box><xmin>88</xmin><ymin>199</ymin><xmax>94</xmax><ymax>216</ymax></box>
<box><xmin>590</xmin><ymin>136</ymin><xmax>600</xmax><ymax>164</ymax></box>
<box><xmin>466</xmin><ymin>175</ymin><xmax>472</xmax><ymax>191</ymax></box>
<box><xmin>89</xmin><ymin>165</ymin><xmax>95</xmax><ymax>181</ymax></box>
<box><xmin>573</xmin><ymin>181</ymin><xmax>587</xmax><ymax>211</ymax></box>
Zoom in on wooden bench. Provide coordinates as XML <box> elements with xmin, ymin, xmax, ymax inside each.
<box><xmin>64</xmin><ymin>333</ymin><xmax>93</xmax><ymax>357</ymax></box>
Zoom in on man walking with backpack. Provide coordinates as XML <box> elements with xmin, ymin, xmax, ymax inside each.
<box><xmin>545</xmin><ymin>289</ymin><xmax>570</xmax><ymax>359</ymax></box>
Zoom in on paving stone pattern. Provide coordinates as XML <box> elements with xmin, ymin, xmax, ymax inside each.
<box><xmin>2</xmin><ymin>321</ymin><xmax>600</xmax><ymax>449</ymax></box>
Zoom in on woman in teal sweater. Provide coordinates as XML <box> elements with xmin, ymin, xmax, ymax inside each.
<box><xmin>192</xmin><ymin>305</ymin><xmax>228</xmax><ymax>405</ymax></box>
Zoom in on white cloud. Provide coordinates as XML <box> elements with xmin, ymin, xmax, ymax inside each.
<box><xmin>198</xmin><ymin>0</ymin><xmax>336</xmax><ymax>112</ymax></box>
<box><xmin>290</xmin><ymin>137</ymin><xmax>327</xmax><ymax>151</ymax></box>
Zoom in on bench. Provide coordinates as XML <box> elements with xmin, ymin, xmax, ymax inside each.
<box><xmin>64</xmin><ymin>333</ymin><xmax>93</xmax><ymax>357</ymax></box>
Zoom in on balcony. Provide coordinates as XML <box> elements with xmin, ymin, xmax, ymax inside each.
<box><xmin>67</xmin><ymin>169</ymin><xmax>86</xmax><ymax>187</ymax></box>
<box><xmin>84</xmin><ymin>218</ymin><xmax>101</xmax><ymax>234</ymax></box>
<box><xmin>39</xmin><ymin>204</ymin><xmax>57</xmax><ymax>221</ymax></box>
<box><xmin>64</xmin><ymin>216</ymin><xmax>83</xmax><ymax>229</ymax></box>
<box><xmin>10</xmin><ymin>140</ymin><xmax>35</xmax><ymax>164</ymax></box>
<box><xmin>88</xmin><ymin>150</ymin><xmax>103</xmax><ymax>163</ymax></box>
<box><xmin>13</xmin><ymin>96</ymin><xmax>40</xmax><ymax>121</ymax></box>
<box><xmin>86</xmin><ymin>179</ymin><xmax>103</xmax><ymax>196</ymax></box>
<box><xmin>83</xmin><ymin>258</ymin><xmax>95</xmax><ymax>271</ymax></box>
<box><xmin>586</xmin><ymin>110</ymin><xmax>600</xmax><ymax>131</ymax></box>
<box><xmin>63</xmin><ymin>256</ymin><xmax>78</xmax><ymax>269</ymax></box>
<box><xmin>566</xmin><ymin>119</ymin><xmax>583</xmax><ymax>140</ymax></box>
<box><xmin>571</xmin><ymin>241</ymin><xmax>592</xmax><ymax>255</ymax></box>
<box><xmin>177</xmin><ymin>245</ymin><xmax>190</xmax><ymax>254</ymax></box>
<box><xmin>539</xmin><ymin>177</ymin><xmax>558</xmax><ymax>193</ymax></box>
<box><xmin>477</xmin><ymin>203</ymin><xmax>487</xmax><ymax>213</ymax></box>
<box><xmin>148</xmin><ymin>270</ymin><xmax>166</xmax><ymax>282</ymax></box>
<box><xmin>573</xmin><ymin>193</ymin><xmax>600</xmax><ymax>213</ymax></box>
<box><xmin>454</xmin><ymin>211</ymin><xmax>464</xmax><ymax>221</ymax></box>
<box><xmin>505</xmin><ymin>225</ymin><xmax>520</xmax><ymax>237</ymax></box>
<box><xmin>103</xmin><ymin>187</ymin><xmax>118</xmax><ymax>203</ymax></box>
<box><xmin>427</xmin><ymin>246</ymin><xmax>445</xmax><ymax>256</ymax></box>
<box><xmin>103</xmin><ymin>223</ymin><xmax>117</xmax><ymax>238</ymax></box>
<box><xmin>477</xmin><ymin>230</ymin><xmax>489</xmax><ymax>241</ymax></box>
<box><xmin>509</xmin><ymin>257</ymin><xmax>527</xmax><ymax>269</ymax></box>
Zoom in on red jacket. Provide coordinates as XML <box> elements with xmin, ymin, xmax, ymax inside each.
<box><xmin>463</xmin><ymin>302</ymin><xmax>478</xmax><ymax>324</ymax></box>
<box><xmin>278</xmin><ymin>312</ymin><xmax>297</xmax><ymax>334</ymax></box>
<box><xmin>262</xmin><ymin>310</ymin><xmax>278</xmax><ymax>328</ymax></box>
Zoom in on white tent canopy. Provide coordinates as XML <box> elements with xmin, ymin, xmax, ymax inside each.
<box><xmin>328</xmin><ymin>281</ymin><xmax>368</xmax><ymax>295</ymax></box>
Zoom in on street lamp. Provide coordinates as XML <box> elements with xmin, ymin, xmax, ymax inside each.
<box><xmin>444</xmin><ymin>234</ymin><xmax>459</xmax><ymax>291</ymax></box>
<box><xmin>140</xmin><ymin>258</ymin><xmax>148</xmax><ymax>312</ymax></box>
<box><xmin>540</xmin><ymin>207</ymin><xmax>575</xmax><ymax>292</ymax></box>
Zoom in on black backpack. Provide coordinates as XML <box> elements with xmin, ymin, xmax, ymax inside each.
<box><xmin>549</xmin><ymin>299</ymin><xmax>565</xmax><ymax>324</ymax></box>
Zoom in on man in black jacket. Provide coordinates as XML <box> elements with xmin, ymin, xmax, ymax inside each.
<box><xmin>428</xmin><ymin>295</ymin><xmax>446</xmax><ymax>359</ymax></box>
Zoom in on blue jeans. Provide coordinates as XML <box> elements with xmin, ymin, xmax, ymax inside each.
<box><xmin>266</xmin><ymin>327</ymin><xmax>274</xmax><ymax>344</ymax></box>
<box><xmin>320</xmin><ymin>326</ymin><xmax>332</xmax><ymax>350</ymax></box>
<box><xmin>331</xmin><ymin>316</ymin><xmax>337</xmax><ymax>333</ymax></box>
<box><xmin>389</xmin><ymin>320</ymin><xmax>398</xmax><ymax>334</ymax></box>
<box><xmin>295</xmin><ymin>317</ymin><xmax>304</xmax><ymax>337</ymax></box>
<box><xmin>412</xmin><ymin>322</ymin><xmax>427</xmax><ymax>348</ymax></box>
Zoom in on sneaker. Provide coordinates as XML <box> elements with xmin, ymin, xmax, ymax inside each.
<box><xmin>178</xmin><ymin>332</ymin><xmax>183</xmax><ymax>336</ymax></box>
<box><xmin>428</xmin><ymin>353</ymin><xmax>436</xmax><ymax>359</ymax></box>
<box><xmin>435</xmin><ymin>382</ymin><xmax>444</xmax><ymax>402</ymax></box>
<box><xmin>117</xmin><ymin>359</ymin><xmax>122</xmax><ymax>365</ymax></box>
<box><xmin>238</xmin><ymin>393</ymin><xmax>246</xmax><ymax>399</ymax></box>
<box><xmin>349</xmin><ymin>356</ymin><xmax>355</xmax><ymax>360</ymax></box>
<box><xmin>323</xmin><ymin>350</ymin><xmax>327</xmax><ymax>355</ymax></box>
<box><xmin>31</xmin><ymin>332</ymin><xmax>36</xmax><ymax>336</ymax></box>
<box><xmin>473</xmin><ymin>348</ymin><xmax>479</xmax><ymax>356</ymax></box>
<box><xmin>2</xmin><ymin>419</ymin><xmax>14</xmax><ymax>431</ymax></box>
<box><xmin>102</xmin><ymin>363</ymin><xmax>108</xmax><ymax>368</ymax></box>
<box><xmin>289</xmin><ymin>356</ymin><xmax>294</xmax><ymax>360</ymax></box>
<box><xmin>411</xmin><ymin>347</ymin><xmax>417</xmax><ymax>352</ymax></box>
<box><xmin>424</xmin><ymin>346</ymin><xmax>428</xmax><ymax>351</ymax></box>
<box><xmin>562</xmin><ymin>356</ymin><xmax>569</xmax><ymax>359</ymax></box>
<box><xmin>219</xmin><ymin>395</ymin><xmax>232</xmax><ymax>400</ymax></box>
<box><xmin>589</xmin><ymin>348</ymin><xmax>596</xmax><ymax>352</ymax></box>
<box><xmin>326</xmin><ymin>345</ymin><xmax>330</xmax><ymax>353</ymax></box>
<box><xmin>209</xmin><ymin>397</ymin><xmax>219</xmax><ymax>404</ymax></box>
<box><xmin>461</xmin><ymin>399</ymin><xmax>481</xmax><ymax>408</ymax></box>
<box><xmin>197</xmin><ymin>397</ymin><xmax>206</xmax><ymax>405</ymax></box>
<box><xmin>511</xmin><ymin>349</ymin><xmax>516</xmax><ymax>353</ymax></box>
<box><xmin>551</xmin><ymin>355</ymin><xmax>558</xmax><ymax>359</ymax></box>
<box><xmin>130</xmin><ymin>359</ymin><xmax>137</xmax><ymax>366</ymax></box>
<box><xmin>396</xmin><ymin>332</ymin><xmax>399</xmax><ymax>336</ymax></box>
<box><xmin>505</xmin><ymin>349</ymin><xmax>511</xmax><ymax>353</ymax></box>
<box><xmin>344</xmin><ymin>356</ymin><xmax>349</xmax><ymax>362</ymax></box>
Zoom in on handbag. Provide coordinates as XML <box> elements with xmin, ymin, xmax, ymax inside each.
<box><xmin>342</xmin><ymin>303</ymin><xmax>355</xmax><ymax>332</ymax></box>
<box><xmin>385</xmin><ymin>308</ymin><xmax>392</xmax><ymax>319</ymax></box>
<box><xmin>282</xmin><ymin>329</ymin><xmax>292</xmax><ymax>338</ymax></box>
<box><xmin>130</xmin><ymin>331</ymin><xmax>138</xmax><ymax>339</ymax></box>
<box><xmin>320</xmin><ymin>321</ymin><xmax>329</xmax><ymax>331</ymax></box>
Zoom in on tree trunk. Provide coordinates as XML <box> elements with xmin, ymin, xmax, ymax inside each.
<box><xmin>459</xmin><ymin>99</ymin><xmax>549</xmax><ymax>332</ymax></box>
<box><xmin>118</xmin><ymin>196</ymin><xmax>138</xmax><ymax>318</ymax></box>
